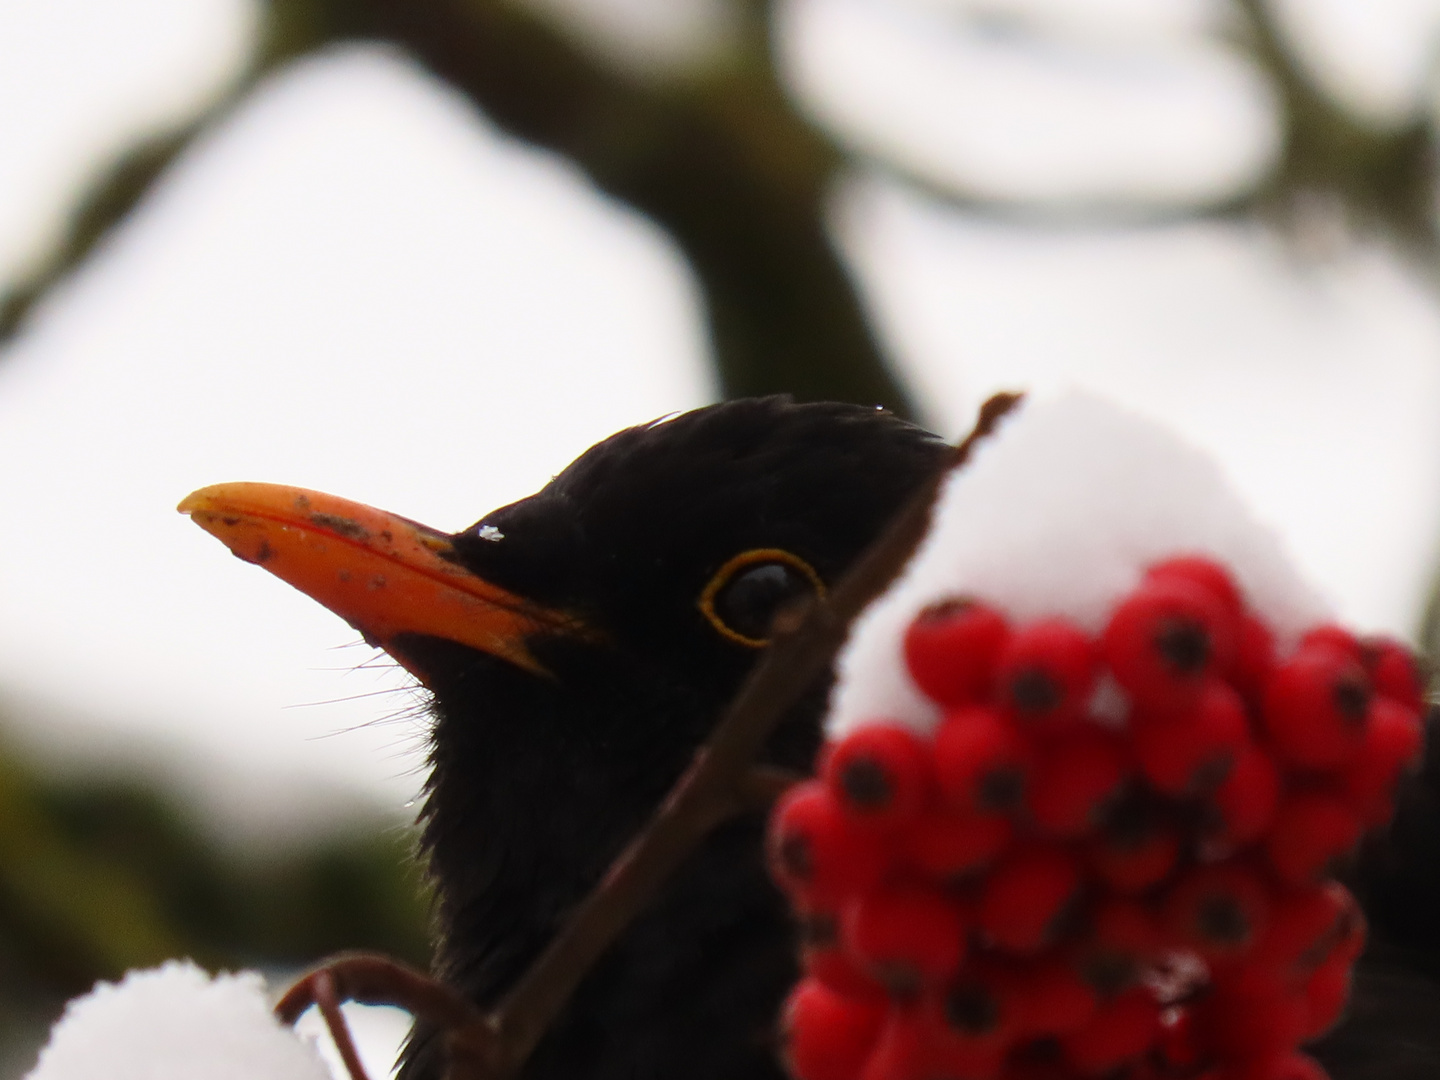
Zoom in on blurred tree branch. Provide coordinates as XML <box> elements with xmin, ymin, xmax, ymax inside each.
<box><xmin>1231</xmin><ymin>0</ymin><xmax>1439</xmax><ymax>260</ymax></box>
<box><xmin>0</xmin><ymin>0</ymin><xmax>914</xmax><ymax>417</ymax></box>
<box><xmin>6</xmin><ymin>0</ymin><xmax>1439</xmax><ymax>416</ymax></box>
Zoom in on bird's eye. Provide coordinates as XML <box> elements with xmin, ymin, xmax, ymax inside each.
<box><xmin>698</xmin><ymin>549</ymin><xmax>826</xmax><ymax>648</ymax></box>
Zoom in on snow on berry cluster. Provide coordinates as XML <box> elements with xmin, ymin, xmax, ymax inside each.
<box><xmin>765</xmin><ymin>394</ymin><xmax>1430</xmax><ymax>1080</ymax></box>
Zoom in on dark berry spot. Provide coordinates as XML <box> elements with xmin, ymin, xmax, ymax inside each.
<box><xmin>1081</xmin><ymin>949</ymin><xmax>1139</xmax><ymax>996</ymax></box>
<box><xmin>1197</xmin><ymin>895</ymin><xmax>1250</xmax><ymax>946</ymax></box>
<box><xmin>1010</xmin><ymin>668</ymin><xmax>1061</xmax><ymax>715</ymax></box>
<box><xmin>1098</xmin><ymin>789</ymin><xmax>1158</xmax><ymax>849</ymax></box>
<box><xmin>840</xmin><ymin>758</ymin><xmax>894</xmax><ymax>809</ymax></box>
<box><xmin>1154</xmin><ymin>618</ymin><xmax>1210</xmax><ymax>675</ymax></box>
<box><xmin>1016</xmin><ymin>1038</ymin><xmax>1064</xmax><ymax>1065</ymax></box>
<box><xmin>1046</xmin><ymin>894</ymin><xmax>1084</xmax><ymax>942</ymax></box>
<box><xmin>875</xmin><ymin>963</ymin><xmax>921</xmax><ymax>1000</ymax></box>
<box><xmin>944</xmin><ymin>983</ymin><xmax>1000</xmax><ymax>1035</ymax></box>
<box><xmin>1191</xmin><ymin>751</ymin><xmax>1237</xmax><ymax>794</ymax></box>
<box><xmin>1333</xmin><ymin>673</ymin><xmax>1372</xmax><ymax>723</ymax></box>
<box><xmin>978</xmin><ymin>766</ymin><xmax>1025</xmax><ymax>811</ymax></box>
<box><xmin>779</xmin><ymin>835</ymin><xmax>813</xmax><ymax>881</ymax></box>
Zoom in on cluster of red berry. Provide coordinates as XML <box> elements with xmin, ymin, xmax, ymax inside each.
<box><xmin>768</xmin><ymin>557</ymin><xmax>1428</xmax><ymax>1080</ymax></box>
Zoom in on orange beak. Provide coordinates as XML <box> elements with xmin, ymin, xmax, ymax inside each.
<box><xmin>178</xmin><ymin>482</ymin><xmax>586</xmax><ymax>679</ymax></box>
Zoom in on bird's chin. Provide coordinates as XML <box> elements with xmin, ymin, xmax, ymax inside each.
<box><xmin>389</xmin><ymin>633</ymin><xmax>547</xmax><ymax>701</ymax></box>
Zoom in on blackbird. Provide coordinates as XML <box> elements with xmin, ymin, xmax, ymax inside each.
<box><xmin>181</xmin><ymin>396</ymin><xmax>1440</xmax><ymax>1080</ymax></box>
<box><xmin>181</xmin><ymin>397</ymin><xmax>951</xmax><ymax>1080</ymax></box>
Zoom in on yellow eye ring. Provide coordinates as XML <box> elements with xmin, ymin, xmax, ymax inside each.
<box><xmin>698</xmin><ymin>548</ymin><xmax>826</xmax><ymax>648</ymax></box>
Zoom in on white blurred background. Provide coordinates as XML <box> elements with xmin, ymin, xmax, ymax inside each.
<box><xmin>3</xmin><ymin>0</ymin><xmax>1439</xmax><ymax>823</ymax></box>
<box><xmin>4</xmin><ymin>0</ymin><xmax>1440</xmax><ymax>1072</ymax></box>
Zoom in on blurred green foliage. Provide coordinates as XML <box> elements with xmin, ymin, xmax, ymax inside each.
<box><xmin>0</xmin><ymin>726</ymin><xmax>430</xmax><ymax>1068</ymax></box>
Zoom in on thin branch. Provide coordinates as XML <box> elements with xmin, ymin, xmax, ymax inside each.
<box><xmin>277</xmin><ymin>953</ymin><xmax>482</xmax><ymax>1030</ymax></box>
<box><xmin>0</xmin><ymin>18</ymin><xmax>294</xmax><ymax>346</ymax></box>
<box><xmin>313</xmin><ymin>970</ymin><xmax>374</xmax><ymax>1080</ymax></box>
<box><xmin>0</xmin><ymin>121</ymin><xmax>206</xmax><ymax>342</ymax></box>
<box><xmin>277</xmin><ymin>953</ymin><xmax>499</xmax><ymax>1079</ymax></box>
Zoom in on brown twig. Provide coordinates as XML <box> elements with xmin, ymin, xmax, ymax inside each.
<box><xmin>277</xmin><ymin>953</ymin><xmax>501</xmax><ymax>1079</ymax></box>
<box><xmin>277</xmin><ymin>392</ymin><xmax>1024</xmax><ymax>1079</ymax></box>
<box><xmin>312</xmin><ymin>970</ymin><xmax>373</xmax><ymax>1080</ymax></box>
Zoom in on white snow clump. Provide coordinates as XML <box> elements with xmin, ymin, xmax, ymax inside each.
<box><xmin>26</xmin><ymin>960</ymin><xmax>331</xmax><ymax>1080</ymax></box>
<box><xmin>828</xmin><ymin>391</ymin><xmax>1330</xmax><ymax>741</ymax></box>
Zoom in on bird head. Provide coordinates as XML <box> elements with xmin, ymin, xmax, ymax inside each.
<box><xmin>180</xmin><ymin>397</ymin><xmax>948</xmax><ymax>1005</ymax></box>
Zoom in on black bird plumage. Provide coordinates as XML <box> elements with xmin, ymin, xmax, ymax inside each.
<box><xmin>397</xmin><ymin>398</ymin><xmax>950</xmax><ymax>1080</ymax></box>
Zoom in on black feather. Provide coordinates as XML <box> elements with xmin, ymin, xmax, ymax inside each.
<box><xmin>399</xmin><ymin>398</ymin><xmax>947</xmax><ymax>1080</ymax></box>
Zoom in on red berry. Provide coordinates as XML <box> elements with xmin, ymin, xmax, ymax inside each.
<box><xmin>996</xmin><ymin>619</ymin><xmax>1099</xmax><ymax>729</ymax></box>
<box><xmin>1264</xmin><ymin>790</ymin><xmax>1361</xmax><ymax>888</ymax></box>
<box><xmin>925</xmin><ymin>1026</ymin><xmax>1008</xmax><ymax>1080</ymax></box>
<box><xmin>1302</xmin><ymin>951</ymin><xmax>1352</xmax><ymax>1039</ymax></box>
<box><xmin>1027</xmin><ymin>727</ymin><xmax>1129</xmax><ymax>837</ymax></box>
<box><xmin>1146</xmin><ymin>556</ymin><xmax>1245</xmax><ymax>618</ymax></box>
<box><xmin>1234</xmin><ymin>614</ymin><xmax>1277</xmax><ymax>703</ymax></box>
<box><xmin>782</xmin><ymin>977</ymin><xmax>888</xmax><ymax>1080</ymax></box>
<box><xmin>1154</xmin><ymin>1007</ymin><xmax>1204</xmax><ymax>1076</ymax></box>
<box><xmin>905</xmin><ymin>598</ymin><xmax>1011</xmax><ymax>708</ymax></box>
<box><xmin>1361</xmin><ymin>635</ymin><xmax>1426</xmax><ymax>713</ymax></box>
<box><xmin>1163</xmin><ymin>865</ymin><xmax>1271</xmax><ymax>966</ymax></box>
<box><xmin>1262</xmin><ymin>1055</ymin><xmax>1329</xmax><ymax>1080</ymax></box>
<box><xmin>1072</xmin><ymin>900</ymin><xmax>1160</xmax><ymax>998</ymax></box>
<box><xmin>1253</xmin><ymin>882</ymin><xmax>1351</xmax><ymax>975</ymax></box>
<box><xmin>1019</xmin><ymin>955</ymin><xmax>1098</xmax><ymax>1037</ymax></box>
<box><xmin>1104</xmin><ymin>577</ymin><xmax>1236</xmax><ymax>711</ymax></box>
<box><xmin>1340</xmin><ymin>697</ymin><xmax>1424</xmax><ymax>827</ymax></box>
<box><xmin>802</xmin><ymin>947</ymin><xmax>889</xmax><ymax>1003</ymax></box>
<box><xmin>1300</xmin><ymin>624</ymin><xmax>1360</xmax><ymax>658</ymax></box>
<box><xmin>904</xmin><ymin>808</ymin><xmax>1013</xmax><ymax>880</ymax></box>
<box><xmin>1193</xmin><ymin>964</ymin><xmax>1308</xmax><ymax>1062</ymax></box>
<box><xmin>1205</xmin><ymin>745</ymin><xmax>1281</xmax><ymax>848</ymax></box>
<box><xmin>824</xmin><ymin>724</ymin><xmax>934</xmax><ymax>830</ymax></box>
<box><xmin>1060</xmin><ymin>987</ymin><xmax>1161</xmax><ymax>1075</ymax></box>
<box><xmin>1000</xmin><ymin>1059</ymin><xmax>1077</xmax><ymax>1080</ymax></box>
<box><xmin>934</xmin><ymin>706</ymin><xmax>1031</xmax><ymax>816</ymax></box>
<box><xmin>843</xmin><ymin>882</ymin><xmax>969</xmax><ymax>991</ymax></box>
<box><xmin>978</xmin><ymin>845</ymin><xmax>1083</xmax><ymax>954</ymax></box>
<box><xmin>1262</xmin><ymin>642</ymin><xmax>1372</xmax><ymax>771</ymax></box>
<box><xmin>1089</xmin><ymin>807</ymin><xmax>1180</xmax><ymax>894</ymax></box>
<box><xmin>768</xmin><ymin>782</ymin><xmax>892</xmax><ymax>907</ymax></box>
<box><xmin>929</xmin><ymin>961</ymin><xmax>1029</xmax><ymax>1066</ymax></box>
<box><xmin>1131</xmin><ymin>680</ymin><xmax>1249</xmax><ymax>796</ymax></box>
<box><xmin>859</xmin><ymin>1011</ymin><xmax>930</xmax><ymax>1080</ymax></box>
<box><xmin>798</xmin><ymin>913</ymin><xmax>889</xmax><ymax>1001</ymax></box>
